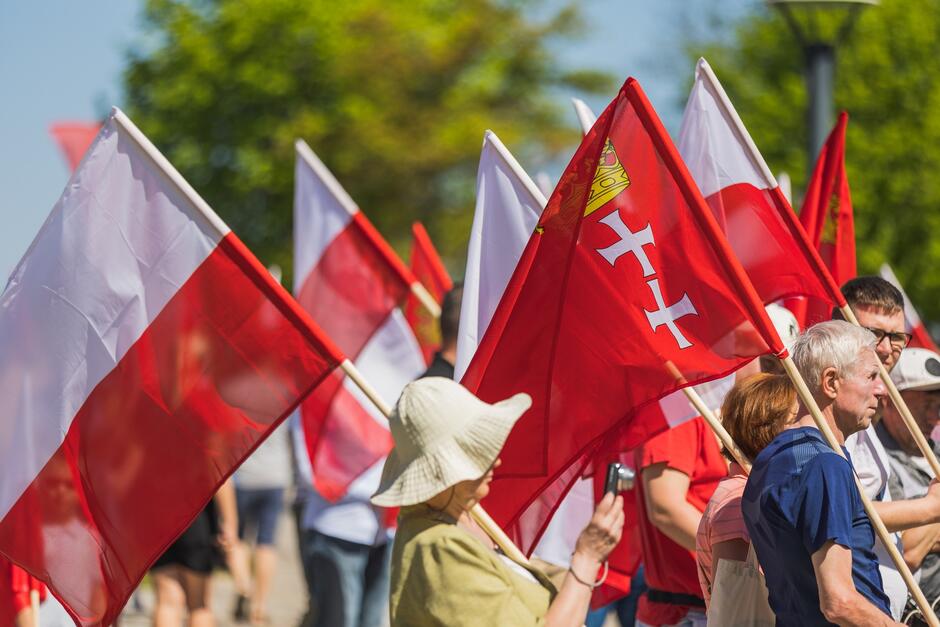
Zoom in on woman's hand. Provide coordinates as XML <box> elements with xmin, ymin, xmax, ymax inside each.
<box><xmin>573</xmin><ymin>492</ymin><xmax>624</xmax><ymax>564</ymax></box>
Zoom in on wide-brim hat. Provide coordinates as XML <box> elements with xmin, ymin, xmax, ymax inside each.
<box><xmin>370</xmin><ymin>377</ymin><xmax>531</xmax><ymax>508</ymax></box>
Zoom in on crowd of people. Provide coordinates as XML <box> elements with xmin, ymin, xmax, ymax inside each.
<box><xmin>9</xmin><ymin>275</ymin><xmax>940</xmax><ymax>627</ymax></box>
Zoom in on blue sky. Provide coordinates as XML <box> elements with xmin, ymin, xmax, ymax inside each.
<box><xmin>0</xmin><ymin>1</ymin><xmax>758</xmax><ymax>279</ymax></box>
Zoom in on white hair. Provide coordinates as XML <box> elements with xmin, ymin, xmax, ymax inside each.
<box><xmin>792</xmin><ymin>320</ymin><xmax>877</xmax><ymax>394</ymax></box>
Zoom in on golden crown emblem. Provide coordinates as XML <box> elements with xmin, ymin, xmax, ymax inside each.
<box><xmin>820</xmin><ymin>192</ymin><xmax>841</xmax><ymax>245</ymax></box>
<box><xmin>585</xmin><ymin>138</ymin><xmax>631</xmax><ymax>216</ymax></box>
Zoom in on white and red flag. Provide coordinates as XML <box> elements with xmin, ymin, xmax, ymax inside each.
<box><xmin>293</xmin><ymin>141</ymin><xmax>425</xmax><ymax>502</ymax></box>
<box><xmin>677</xmin><ymin>58</ymin><xmax>843</xmax><ymax>315</ymax></box>
<box><xmin>49</xmin><ymin>122</ymin><xmax>102</xmax><ymax>172</ymax></box>
<box><xmin>880</xmin><ymin>263</ymin><xmax>939</xmax><ymax>352</ymax></box>
<box><xmin>454</xmin><ymin>130</ymin><xmax>545</xmax><ymax>381</ymax></box>
<box><xmin>0</xmin><ymin>109</ymin><xmax>345</xmax><ymax>626</ymax></box>
<box><xmin>404</xmin><ymin>222</ymin><xmax>452</xmax><ymax>365</ymax></box>
<box><xmin>460</xmin><ymin>77</ymin><xmax>788</xmax><ymax>552</ymax></box>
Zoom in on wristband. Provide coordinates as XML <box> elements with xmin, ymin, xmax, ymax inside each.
<box><xmin>568</xmin><ymin>559</ymin><xmax>609</xmax><ymax>588</ymax></box>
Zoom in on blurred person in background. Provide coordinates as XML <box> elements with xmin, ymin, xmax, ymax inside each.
<box><xmin>230</xmin><ymin>421</ymin><xmax>292</xmax><ymax>624</ymax></box>
<box><xmin>420</xmin><ymin>283</ymin><xmax>461</xmax><ymax>380</ymax></box>
<box><xmin>151</xmin><ymin>480</ymin><xmax>237</xmax><ymax>627</ymax></box>
<box><xmin>298</xmin><ymin>443</ymin><xmax>393</xmax><ymax>627</ymax></box>
<box><xmin>0</xmin><ymin>560</ymin><xmax>44</xmax><ymax>627</ymax></box>
<box><xmin>631</xmin><ymin>394</ymin><xmax>726</xmax><ymax>627</ymax></box>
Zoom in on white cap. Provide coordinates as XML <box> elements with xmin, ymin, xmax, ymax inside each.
<box><xmin>766</xmin><ymin>303</ymin><xmax>800</xmax><ymax>347</ymax></box>
<box><xmin>890</xmin><ymin>347</ymin><xmax>940</xmax><ymax>392</ymax></box>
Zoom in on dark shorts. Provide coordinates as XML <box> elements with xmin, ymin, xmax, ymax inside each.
<box><xmin>153</xmin><ymin>502</ymin><xmax>224</xmax><ymax>574</ymax></box>
<box><xmin>236</xmin><ymin>487</ymin><xmax>284</xmax><ymax>546</ymax></box>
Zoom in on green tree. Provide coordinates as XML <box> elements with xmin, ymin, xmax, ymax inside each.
<box><xmin>691</xmin><ymin>1</ymin><xmax>940</xmax><ymax>321</ymax></box>
<box><xmin>124</xmin><ymin>0</ymin><xmax>609</xmax><ymax>282</ymax></box>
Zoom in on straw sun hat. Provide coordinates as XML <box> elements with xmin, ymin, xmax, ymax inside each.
<box><xmin>370</xmin><ymin>377</ymin><xmax>531</xmax><ymax>508</ymax></box>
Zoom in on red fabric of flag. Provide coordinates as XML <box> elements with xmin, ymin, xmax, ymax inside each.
<box><xmin>677</xmin><ymin>59</ymin><xmax>843</xmax><ymax>315</ymax></box>
<box><xmin>460</xmin><ymin>78</ymin><xmax>785</xmax><ymax>552</ymax></box>
<box><xmin>0</xmin><ymin>112</ymin><xmax>345</xmax><ymax>627</ymax></box>
<box><xmin>792</xmin><ymin>112</ymin><xmax>856</xmax><ymax>326</ymax></box>
<box><xmin>405</xmin><ymin>222</ymin><xmax>453</xmax><ymax>364</ymax></box>
<box><xmin>293</xmin><ymin>144</ymin><xmax>425</xmax><ymax>502</ymax></box>
<box><xmin>49</xmin><ymin>122</ymin><xmax>102</xmax><ymax>172</ymax></box>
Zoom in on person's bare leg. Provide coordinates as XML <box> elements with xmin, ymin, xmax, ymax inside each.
<box><xmin>228</xmin><ymin>539</ymin><xmax>252</xmax><ymax>612</ymax></box>
<box><xmin>180</xmin><ymin>567</ymin><xmax>214</xmax><ymax>627</ymax></box>
<box><xmin>250</xmin><ymin>545</ymin><xmax>277</xmax><ymax>624</ymax></box>
<box><xmin>152</xmin><ymin>566</ymin><xmax>186</xmax><ymax>627</ymax></box>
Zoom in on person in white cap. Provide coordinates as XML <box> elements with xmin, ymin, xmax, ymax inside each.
<box><xmin>371</xmin><ymin>377</ymin><xmax>625</xmax><ymax>627</ymax></box>
<box><xmin>876</xmin><ymin>347</ymin><xmax>940</xmax><ymax>613</ymax></box>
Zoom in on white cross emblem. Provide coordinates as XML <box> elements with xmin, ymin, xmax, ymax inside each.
<box><xmin>595</xmin><ymin>210</ymin><xmax>655</xmax><ymax>277</ymax></box>
<box><xmin>644</xmin><ymin>278</ymin><xmax>698</xmax><ymax>349</ymax></box>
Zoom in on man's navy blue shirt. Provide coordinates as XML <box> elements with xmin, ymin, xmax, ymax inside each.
<box><xmin>742</xmin><ymin>427</ymin><xmax>890</xmax><ymax>625</ymax></box>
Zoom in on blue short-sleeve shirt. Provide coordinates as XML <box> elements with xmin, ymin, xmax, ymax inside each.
<box><xmin>742</xmin><ymin>427</ymin><xmax>890</xmax><ymax>625</ymax></box>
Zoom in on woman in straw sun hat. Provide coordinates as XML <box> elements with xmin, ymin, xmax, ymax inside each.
<box><xmin>372</xmin><ymin>377</ymin><xmax>624</xmax><ymax>626</ymax></box>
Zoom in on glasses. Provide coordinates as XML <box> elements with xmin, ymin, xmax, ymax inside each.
<box><xmin>863</xmin><ymin>326</ymin><xmax>913</xmax><ymax>349</ymax></box>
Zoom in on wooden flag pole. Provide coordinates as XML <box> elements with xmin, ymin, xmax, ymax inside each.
<box><xmin>30</xmin><ymin>589</ymin><xmax>40</xmax><ymax>627</ymax></box>
<box><xmin>780</xmin><ymin>355</ymin><xmax>939</xmax><ymax>627</ymax></box>
<box><xmin>410</xmin><ymin>282</ymin><xmax>442</xmax><ymax>319</ymax></box>
<box><xmin>664</xmin><ymin>362</ymin><xmax>751</xmax><ymax>472</ymax></box>
<box><xmin>680</xmin><ymin>385</ymin><xmax>751</xmax><ymax>473</ymax></box>
<box><xmin>840</xmin><ymin>304</ymin><xmax>940</xmax><ymax>479</ymax></box>
<box><xmin>338</xmin><ymin>359</ymin><xmax>531</xmax><ymax>565</ymax></box>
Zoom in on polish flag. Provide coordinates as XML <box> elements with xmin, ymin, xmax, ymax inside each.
<box><xmin>677</xmin><ymin>58</ymin><xmax>842</xmax><ymax>317</ymax></box>
<box><xmin>0</xmin><ymin>109</ymin><xmax>344</xmax><ymax>626</ymax></box>
<box><xmin>293</xmin><ymin>141</ymin><xmax>426</xmax><ymax>502</ymax></box>
<box><xmin>49</xmin><ymin>122</ymin><xmax>102</xmax><ymax>172</ymax></box>
<box><xmin>880</xmin><ymin>264</ymin><xmax>939</xmax><ymax>352</ymax></box>
<box><xmin>404</xmin><ymin>222</ymin><xmax>453</xmax><ymax>365</ymax></box>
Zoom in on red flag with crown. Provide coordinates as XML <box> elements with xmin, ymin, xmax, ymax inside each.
<box><xmin>405</xmin><ymin>222</ymin><xmax>453</xmax><ymax>364</ymax></box>
<box><xmin>460</xmin><ymin>78</ymin><xmax>787</xmax><ymax>552</ymax></box>
<box><xmin>790</xmin><ymin>112</ymin><xmax>856</xmax><ymax>326</ymax></box>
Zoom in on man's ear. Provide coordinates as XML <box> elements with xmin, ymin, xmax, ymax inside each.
<box><xmin>820</xmin><ymin>366</ymin><xmax>840</xmax><ymax>400</ymax></box>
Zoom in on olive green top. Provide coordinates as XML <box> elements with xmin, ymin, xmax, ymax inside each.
<box><xmin>389</xmin><ymin>505</ymin><xmax>557</xmax><ymax>626</ymax></box>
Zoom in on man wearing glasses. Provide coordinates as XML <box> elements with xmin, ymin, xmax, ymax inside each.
<box><xmin>835</xmin><ymin>276</ymin><xmax>915</xmax><ymax>619</ymax></box>
<box><xmin>878</xmin><ymin>348</ymin><xmax>940</xmax><ymax>622</ymax></box>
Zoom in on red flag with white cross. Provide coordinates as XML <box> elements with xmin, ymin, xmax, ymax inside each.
<box><xmin>460</xmin><ymin>78</ymin><xmax>787</xmax><ymax>548</ymax></box>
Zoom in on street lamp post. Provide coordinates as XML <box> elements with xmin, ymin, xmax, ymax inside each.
<box><xmin>768</xmin><ymin>0</ymin><xmax>877</xmax><ymax>175</ymax></box>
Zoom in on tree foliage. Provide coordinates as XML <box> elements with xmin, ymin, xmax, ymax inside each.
<box><xmin>692</xmin><ymin>1</ymin><xmax>940</xmax><ymax>320</ymax></box>
<box><xmin>124</xmin><ymin>0</ymin><xmax>609</xmax><ymax>282</ymax></box>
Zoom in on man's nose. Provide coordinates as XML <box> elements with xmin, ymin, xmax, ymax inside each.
<box><xmin>874</xmin><ymin>378</ymin><xmax>888</xmax><ymax>399</ymax></box>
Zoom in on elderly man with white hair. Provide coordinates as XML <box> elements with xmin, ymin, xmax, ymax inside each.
<box><xmin>741</xmin><ymin>320</ymin><xmax>940</xmax><ymax>626</ymax></box>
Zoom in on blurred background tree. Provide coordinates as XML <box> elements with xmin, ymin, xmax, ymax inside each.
<box><xmin>690</xmin><ymin>0</ymin><xmax>940</xmax><ymax>320</ymax></box>
<box><xmin>124</xmin><ymin>0</ymin><xmax>611</xmax><ymax>284</ymax></box>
